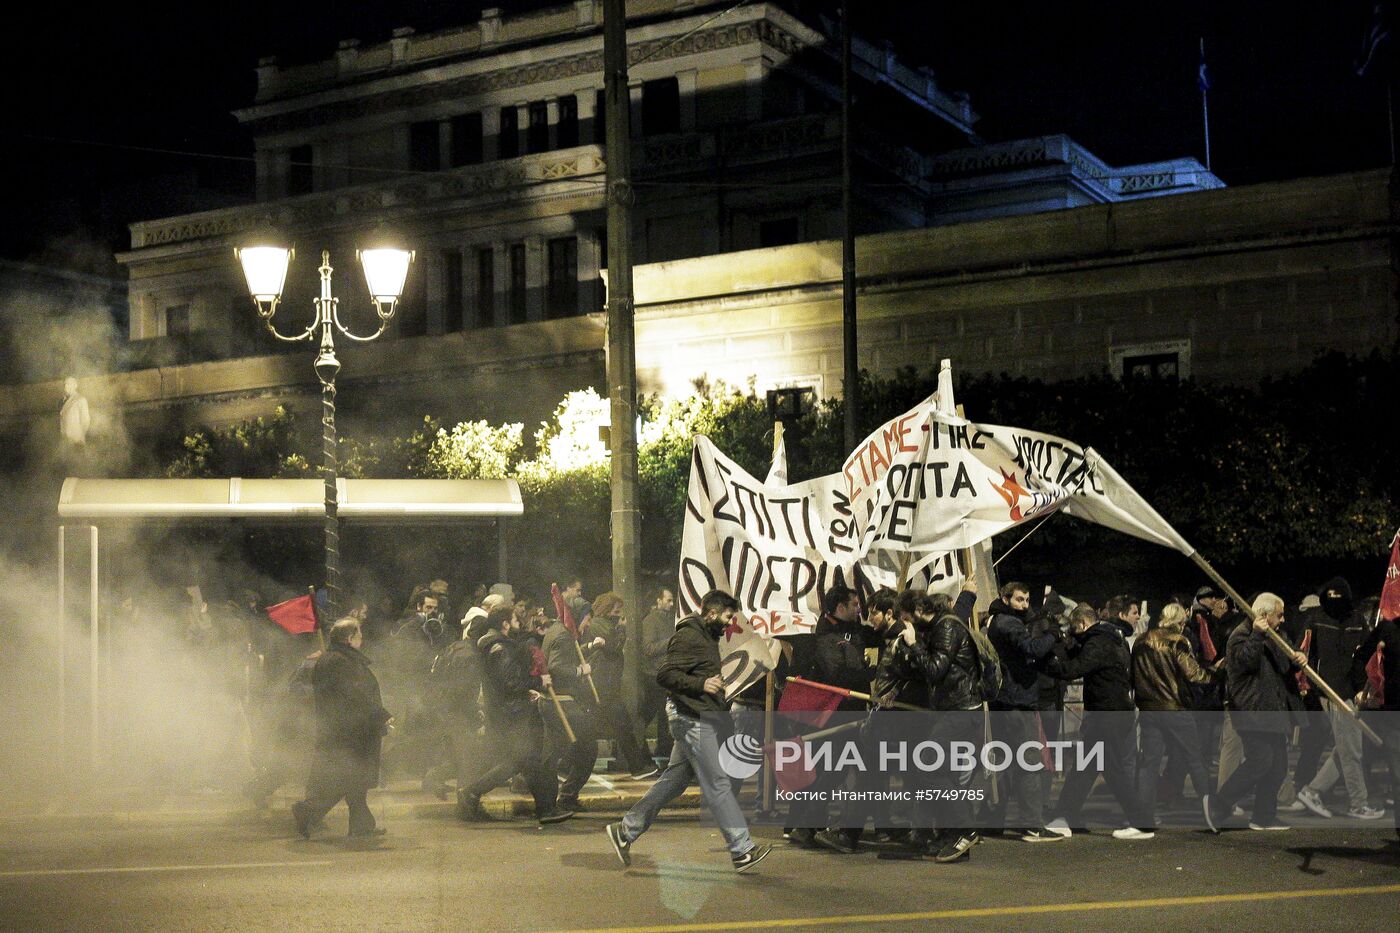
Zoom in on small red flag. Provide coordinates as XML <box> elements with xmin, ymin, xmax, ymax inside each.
<box><xmin>1197</xmin><ymin>615</ymin><xmax>1218</xmax><ymax>664</ymax></box>
<box><xmin>1366</xmin><ymin>642</ymin><xmax>1386</xmax><ymax>707</ymax></box>
<box><xmin>1381</xmin><ymin>531</ymin><xmax>1400</xmax><ymax>622</ymax></box>
<box><xmin>266</xmin><ymin>594</ymin><xmax>318</xmax><ymax>635</ymax></box>
<box><xmin>778</xmin><ymin>677</ymin><xmax>846</xmax><ymax>729</ymax></box>
<box><xmin>551</xmin><ymin>583</ymin><xmax>577</xmax><ymax>638</ymax></box>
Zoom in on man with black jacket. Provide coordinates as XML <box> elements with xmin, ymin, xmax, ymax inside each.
<box><xmin>985</xmin><ymin>581</ymin><xmax>1062</xmax><ymax>841</ymax></box>
<box><xmin>1046</xmin><ymin>605</ymin><xmax>1156</xmax><ymax>839</ymax></box>
<box><xmin>1204</xmin><ymin>593</ymin><xmax>1308</xmax><ymax>832</ymax></box>
<box><xmin>458</xmin><ymin>606</ymin><xmax>574</xmax><ymax>826</ymax></box>
<box><xmin>1348</xmin><ymin>609</ymin><xmax>1400</xmax><ymax>841</ymax></box>
<box><xmin>540</xmin><ymin>611</ymin><xmax>600</xmax><ymax>812</ymax></box>
<box><xmin>605</xmin><ymin>589</ymin><xmax>772</xmax><ymax>872</ymax></box>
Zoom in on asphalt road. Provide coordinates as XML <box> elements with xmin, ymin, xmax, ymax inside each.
<box><xmin>1</xmin><ymin>808</ymin><xmax>1398</xmax><ymax>932</ymax></box>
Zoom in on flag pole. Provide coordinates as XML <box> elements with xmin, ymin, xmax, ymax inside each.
<box><xmin>1200</xmin><ymin>37</ymin><xmax>1212</xmax><ymax>172</ymax></box>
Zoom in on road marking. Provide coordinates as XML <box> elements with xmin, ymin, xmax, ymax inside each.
<box><xmin>546</xmin><ymin>883</ymin><xmax>1400</xmax><ymax>933</ymax></box>
<box><xmin>0</xmin><ymin>860</ymin><xmax>335</xmax><ymax>879</ymax></box>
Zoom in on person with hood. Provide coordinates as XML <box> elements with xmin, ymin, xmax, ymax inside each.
<box><xmin>292</xmin><ymin>618</ymin><xmax>393</xmax><ymax>839</ymax></box>
<box><xmin>457</xmin><ymin>606</ymin><xmax>574</xmax><ymax>826</ymax></box>
<box><xmin>582</xmin><ymin>592</ymin><xmax>659</xmax><ymax>780</ymax></box>
<box><xmin>605</xmin><ymin>589</ymin><xmax>773</xmax><ymax>872</ymax></box>
<box><xmin>1045</xmin><ymin>605</ymin><xmax>1157</xmax><ymax>839</ymax></box>
<box><xmin>1295</xmin><ymin>577</ymin><xmax>1384</xmax><ymax>820</ymax></box>
<box><xmin>1132</xmin><ymin>602</ymin><xmax>1222</xmax><ymax>820</ymax></box>
<box><xmin>985</xmin><ymin>581</ymin><xmax>1062</xmax><ymax>841</ymax></box>
<box><xmin>1204</xmin><ymin>593</ymin><xmax>1309</xmax><ymax>832</ymax></box>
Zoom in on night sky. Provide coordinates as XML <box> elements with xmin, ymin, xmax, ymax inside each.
<box><xmin>5</xmin><ymin>0</ymin><xmax>1394</xmax><ymax>271</ymax></box>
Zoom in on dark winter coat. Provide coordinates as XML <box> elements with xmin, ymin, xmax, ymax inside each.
<box><xmin>478</xmin><ymin>629</ymin><xmax>543</xmax><ymax>723</ymax></box>
<box><xmin>1350</xmin><ymin>616</ymin><xmax>1400</xmax><ymax>712</ymax></box>
<box><xmin>541</xmin><ymin>621</ymin><xmax>588</xmax><ymax>701</ymax></box>
<box><xmin>640</xmin><ymin>606</ymin><xmax>675</xmax><ymax>679</ymax></box>
<box><xmin>1225</xmin><ymin>621</ymin><xmax>1302</xmax><ymax>733</ymax></box>
<box><xmin>309</xmin><ymin>643</ymin><xmax>391</xmax><ymax>791</ymax></box>
<box><xmin>987</xmin><ymin>598</ymin><xmax>1056</xmax><ymax>710</ymax></box>
<box><xmin>656</xmin><ymin>615</ymin><xmax>728</xmax><ymax>718</ymax></box>
<box><xmin>925</xmin><ymin>613</ymin><xmax>983</xmax><ymax>711</ymax></box>
<box><xmin>873</xmin><ymin>628</ymin><xmax>930</xmax><ymax>708</ymax></box>
<box><xmin>581</xmin><ymin>614</ymin><xmax>626</xmax><ymax>697</ymax></box>
<box><xmin>1053</xmin><ymin>622</ymin><xmax>1135</xmax><ymax>712</ymax></box>
<box><xmin>811</xmin><ymin>613</ymin><xmax>877</xmax><ymax>711</ymax></box>
<box><xmin>1301</xmin><ymin>577</ymin><xmax>1367</xmax><ymax>685</ymax></box>
<box><xmin>1131</xmin><ymin>627</ymin><xmax>1219</xmax><ymax>711</ymax></box>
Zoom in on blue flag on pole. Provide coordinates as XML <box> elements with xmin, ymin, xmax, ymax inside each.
<box><xmin>1197</xmin><ymin>41</ymin><xmax>1211</xmax><ymax>92</ymax></box>
<box><xmin>1357</xmin><ymin>3</ymin><xmax>1391</xmax><ymax>77</ymax></box>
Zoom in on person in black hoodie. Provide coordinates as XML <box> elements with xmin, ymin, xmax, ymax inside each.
<box><xmin>292</xmin><ymin>617</ymin><xmax>393</xmax><ymax>839</ymax></box>
<box><xmin>985</xmin><ymin>581</ymin><xmax>1062</xmax><ymax>841</ymax></box>
<box><xmin>1348</xmin><ymin>607</ymin><xmax>1400</xmax><ymax>841</ymax></box>
<box><xmin>605</xmin><ymin>589</ymin><xmax>772</xmax><ymax>873</ymax></box>
<box><xmin>1045</xmin><ymin>605</ymin><xmax>1156</xmax><ymax>839</ymax></box>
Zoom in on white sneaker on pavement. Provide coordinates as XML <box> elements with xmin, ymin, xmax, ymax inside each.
<box><xmin>1347</xmin><ymin>805</ymin><xmax>1386</xmax><ymax>820</ymax></box>
<box><xmin>1112</xmin><ymin>827</ymin><xmax>1155</xmax><ymax>840</ymax></box>
<box><xmin>1044</xmin><ymin>818</ymin><xmax>1072</xmax><ymax>838</ymax></box>
<box><xmin>1295</xmin><ymin>787</ymin><xmax>1332</xmax><ymax>818</ymax></box>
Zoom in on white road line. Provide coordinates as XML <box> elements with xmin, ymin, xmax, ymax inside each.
<box><xmin>591</xmin><ymin>775</ymin><xmax>617</xmax><ymax>791</ymax></box>
<box><xmin>0</xmin><ymin>860</ymin><xmax>334</xmax><ymax>879</ymax></box>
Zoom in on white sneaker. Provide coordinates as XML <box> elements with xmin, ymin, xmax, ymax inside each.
<box><xmin>1231</xmin><ymin>805</ymin><xmax>1247</xmax><ymax>818</ymax></box>
<box><xmin>1295</xmin><ymin>787</ymin><xmax>1332</xmax><ymax>818</ymax></box>
<box><xmin>1347</xmin><ymin>805</ymin><xmax>1386</xmax><ymax>820</ymax></box>
<box><xmin>1044</xmin><ymin>818</ymin><xmax>1072</xmax><ymax>838</ymax></box>
<box><xmin>1279</xmin><ymin>800</ymin><xmax>1307</xmax><ymax>813</ymax></box>
<box><xmin>1248</xmin><ymin>821</ymin><xmax>1291</xmax><ymax>831</ymax></box>
<box><xmin>1112</xmin><ymin>827</ymin><xmax>1155</xmax><ymax>840</ymax></box>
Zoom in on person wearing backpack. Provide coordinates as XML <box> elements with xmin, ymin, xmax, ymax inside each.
<box><xmin>917</xmin><ymin>581</ymin><xmax>989</xmax><ymax>862</ymax></box>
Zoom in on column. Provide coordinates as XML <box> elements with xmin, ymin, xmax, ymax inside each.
<box><xmin>743</xmin><ymin>57</ymin><xmax>766</xmax><ymax>121</ymax></box>
<box><xmin>525</xmin><ymin>235</ymin><xmax>545</xmax><ymax>322</ymax></box>
<box><xmin>578</xmin><ymin>231</ymin><xmax>602</xmax><ymax>316</ymax></box>
<box><xmin>676</xmin><ymin>69</ymin><xmax>698</xmax><ymax>131</ymax></box>
<box><xmin>422</xmin><ymin>250</ymin><xmax>445</xmax><ymax>336</ymax></box>
<box><xmin>482</xmin><ymin>106</ymin><xmax>501</xmax><ymax>161</ymax></box>
<box><xmin>546</xmin><ymin>98</ymin><xmax>560</xmax><ymax>151</ymax></box>
<box><xmin>492</xmin><ymin>242</ymin><xmax>510</xmax><ymax>325</ymax></box>
<box><xmin>577</xmin><ymin>88</ymin><xmax>598</xmax><ymax>144</ymax></box>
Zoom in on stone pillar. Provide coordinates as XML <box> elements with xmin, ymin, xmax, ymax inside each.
<box><xmin>492</xmin><ymin>243</ymin><xmax>510</xmax><ymax>324</ymax></box>
<box><xmin>335</xmin><ymin>39</ymin><xmax>360</xmax><ymax>76</ymax></box>
<box><xmin>743</xmin><ymin>57</ymin><xmax>766</xmax><ymax>120</ymax></box>
<box><xmin>423</xmin><ymin>250</ymin><xmax>445</xmax><ymax>335</ymax></box>
<box><xmin>578</xmin><ymin>231</ymin><xmax>601</xmax><ymax>316</ymax></box>
<box><xmin>254</xmin><ymin>147</ymin><xmax>276</xmax><ymax>201</ymax></box>
<box><xmin>676</xmin><ymin>69</ymin><xmax>698</xmax><ymax>131</ymax></box>
<box><xmin>482</xmin><ymin>106</ymin><xmax>501</xmax><ymax>161</ymax></box>
<box><xmin>390</xmin><ymin>27</ymin><xmax>414</xmax><ymax>64</ymax></box>
<box><xmin>516</xmin><ymin>102</ymin><xmax>530</xmax><ymax>156</ymax></box>
<box><xmin>546</xmin><ymin>98</ymin><xmax>560</xmax><ymax>151</ymax></box>
<box><xmin>525</xmin><ymin>235</ymin><xmax>545</xmax><ymax>322</ymax></box>
<box><xmin>628</xmin><ymin>82</ymin><xmax>644</xmax><ymax>135</ymax></box>
<box><xmin>576</xmin><ymin>88</ymin><xmax>598</xmax><ymax>144</ymax></box>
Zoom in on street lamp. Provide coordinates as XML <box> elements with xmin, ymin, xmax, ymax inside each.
<box><xmin>235</xmin><ymin>231</ymin><xmax>414</xmax><ymax>622</ymax></box>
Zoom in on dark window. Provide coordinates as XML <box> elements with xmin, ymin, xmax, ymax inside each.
<box><xmin>165</xmin><ymin>304</ymin><xmax>191</xmax><ymax>337</ymax></box>
<box><xmin>450</xmin><ymin>112</ymin><xmax>483</xmax><ymax>166</ymax></box>
<box><xmin>287</xmin><ymin>145</ymin><xmax>314</xmax><ymax>195</ymax></box>
<box><xmin>508</xmin><ymin>243</ymin><xmax>527</xmax><ymax>324</ymax></box>
<box><xmin>598</xmin><ymin>227</ymin><xmax>608</xmax><ymax>270</ymax></box>
<box><xmin>397</xmin><ymin>267</ymin><xmax>428</xmax><ymax>337</ymax></box>
<box><xmin>758</xmin><ymin>217</ymin><xmax>800</xmax><ymax>247</ymax></box>
<box><xmin>443</xmin><ymin>250</ymin><xmax>464</xmax><ymax>332</ymax></box>
<box><xmin>557</xmin><ymin>95</ymin><xmax>579</xmax><ymax>148</ymax></box>
<box><xmin>499</xmin><ymin>106</ymin><xmax>519</xmax><ymax>158</ymax></box>
<box><xmin>477</xmin><ymin>247</ymin><xmax>496</xmax><ymax>327</ymax></box>
<box><xmin>409</xmin><ymin>120</ymin><xmax>441</xmax><ymax>171</ymax></box>
<box><xmin>595</xmin><ymin>89</ymin><xmax>607</xmax><ymax>143</ymax></box>
<box><xmin>1122</xmin><ymin>352</ymin><xmax>1179</xmax><ymax>380</ymax></box>
<box><xmin>527</xmin><ymin>101</ymin><xmax>549</xmax><ymax>153</ymax></box>
<box><xmin>546</xmin><ymin>237</ymin><xmax>578</xmax><ymax>319</ymax></box>
<box><xmin>641</xmin><ymin>78</ymin><xmax>680</xmax><ymax>135</ymax></box>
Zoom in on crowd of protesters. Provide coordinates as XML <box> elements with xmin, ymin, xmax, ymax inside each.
<box><xmin>227</xmin><ymin>568</ymin><xmax>1399</xmax><ymax>870</ymax></box>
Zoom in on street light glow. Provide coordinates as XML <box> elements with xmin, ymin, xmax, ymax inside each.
<box><xmin>357</xmin><ymin>248</ymin><xmax>414</xmax><ymax>306</ymax></box>
<box><xmin>235</xmin><ymin>246</ymin><xmax>292</xmax><ymax>303</ymax></box>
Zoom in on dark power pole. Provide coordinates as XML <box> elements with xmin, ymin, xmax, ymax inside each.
<box><xmin>602</xmin><ymin>0</ymin><xmax>644</xmax><ymax>712</ymax></box>
<box><xmin>841</xmin><ymin>0</ymin><xmax>860</xmax><ymax>452</ymax></box>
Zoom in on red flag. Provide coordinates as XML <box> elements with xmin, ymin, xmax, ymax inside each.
<box><xmin>1381</xmin><ymin>531</ymin><xmax>1400</xmax><ymax>622</ymax></box>
<box><xmin>551</xmin><ymin>583</ymin><xmax>577</xmax><ymax>637</ymax></box>
<box><xmin>778</xmin><ymin>677</ymin><xmax>846</xmax><ymax>729</ymax></box>
<box><xmin>527</xmin><ymin>642</ymin><xmax>548</xmax><ymax>678</ymax></box>
<box><xmin>1197</xmin><ymin>615</ymin><xmax>1217</xmax><ymax>663</ymax></box>
<box><xmin>1366</xmin><ymin>642</ymin><xmax>1386</xmax><ymax>707</ymax></box>
<box><xmin>1294</xmin><ymin>629</ymin><xmax>1312</xmax><ymax>694</ymax></box>
<box><xmin>266</xmin><ymin>594</ymin><xmax>318</xmax><ymax>635</ymax></box>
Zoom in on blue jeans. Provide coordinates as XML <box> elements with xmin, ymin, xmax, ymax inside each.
<box><xmin>619</xmin><ymin>701</ymin><xmax>754</xmax><ymax>856</ymax></box>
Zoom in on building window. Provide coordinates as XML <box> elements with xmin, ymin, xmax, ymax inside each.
<box><xmin>642</xmin><ymin>78</ymin><xmax>680</xmax><ymax>136</ymax></box>
<box><xmin>450</xmin><ymin>112</ymin><xmax>483</xmax><ymax>166</ymax></box>
<box><xmin>546</xmin><ymin>237</ymin><xmax>578</xmax><ymax>319</ymax></box>
<box><xmin>527</xmin><ymin>101</ymin><xmax>549</xmax><ymax>153</ymax></box>
<box><xmin>409</xmin><ymin>120</ymin><xmax>441</xmax><ymax>171</ymax></box>
<box><xmin>287</xmin><ymin>144</ymin><xmax>314</xmax><ymax>195</ymax></box>
<box><xmin>508</xmin><ymin>243</ymin><xmax>527</xmax><ymax>324</ymax></box>
<box><xmin>1111</xmin><ymin>340</ymin><xmax>1191</xmax><ymax>381</ymax></box>
<box><xmin>164</xmin><ymin>303</ymin><xmax>191</xmax><ymax>337</ymax></box>
<box><xmin>499</xmin><ymin>106</ymin><xmax>519</xmax><ymax>158</ymax></box>
<box><xmin>758</xmin><ymin>216</ymin><xmax>800</xmax><ymax>248</ymax></box>
<box><xmin>557</xmin><ymin>95</ymin><xmax>579</xmax><ymax>148</ymax></box>
<box><xmin>477</xmin><ymin>247</ymin><xmax>496</xmax><ymax>327</ymax></box>
<box><xmin>595</xmin><ymin>89</ymin><xmax>607</xmax><ymax>144</ymax></box>
<box><xmin>443</xmin><ymin>250</ymin><xmax>464</xmax><ymax>332</ymax></box>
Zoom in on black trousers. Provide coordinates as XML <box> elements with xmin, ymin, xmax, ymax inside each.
<box><xmin>298</xmin><ymin>750</ymin><xmax>379</xmax><ymax>835</ymax></box>
<box><xmin>924</xmin><ymin>710</ymin><xmax>982</xmax><ymax>835</ymax></box>
<box><xmin>1055</xmin><ymin>712</ymin><xmax>1152</xmax><ymax>829</ymax></box>
<box><xmin>983</xmin><ymin>707</ymin><xmax>1044</xmax><ymax>829</ymax></box>
<box><xmin>596</xmin><ymin>692</ymin><xmax>654</xmax><ymax>774</ymax></box>
<box><xmin>638</xmin><ymin>683</ymin><xmax>673</xmax><ymax>759</ymax></box>
<box><xmin>467</xmin><ymin>713</ymin><xmax>559</xmax><ymax>816</ymax></box>
<box><xmin>1214</xmin><ymin>729</ymin><xmax>1287</xmax><ymax>824</ymax></box>
<box><xmin>552</xmin><ymin>702</ymin><xmax>599</xmax><ymax>800</ymax></box>
<box><xmin>1137</xmin><ymin>711</ymin><xmax>1211</xmax><ymax>813</ymax></box>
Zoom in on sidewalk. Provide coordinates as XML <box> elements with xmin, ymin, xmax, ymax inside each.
<box><xmin>0</xmin><ymin>772</ymin><xmax>722</xmax><ymax>831</ymax></box>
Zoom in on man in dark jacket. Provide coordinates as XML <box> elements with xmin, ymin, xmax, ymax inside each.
<box><xmin>1047</xmin><ymin>605</ymin><xmax>1156</xmax><ymax>839</ymax></box>
<box><xmin>1204</xmin><ymin>593</ymin><xmax>1308</xmax><ymax>832</ymax></box>
<box><xmin>1348</xmin><ymin>611</ymin><xmax>1400</xmax><ymax>840</ymax></box>
<box><xmin>292</xmin><ymin>618</ymin><xmax>392</xmax><ymax>839</ymax></box>
<box><xmin>583</xmin><ymin>592</ymin><xmax>658</xmax><ymax>780</ymax></box>
<box><xmin>605</xmin><ymin>589</ymin><xmax>772</xmax><ymax>872</ymax></box>
<box><xmin>458</xmin><ymin>606</ymin><xmax>573</xmax><ymax>826</ymax></box>
<box><xmin>985</xmin><ymin>581</ymin><xmax>1061</xmax><ymax>841</ymax></box>
<box><xmin>637</xmin><ymin>588</ymin><xmax>677</xmax><ymax>760</ymax></box>
<box><xmin>541</xmin><ymin>611</ymin><xmax>601</xmax><ymax>811</ymax></box>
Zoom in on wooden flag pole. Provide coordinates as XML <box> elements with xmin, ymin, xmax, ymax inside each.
<box><xmin>1188</xmin><ymin>551</ymin><xmax>1382</xmax><ymax>746</ymax></box>
<box><xmin>574</xmin><ymin>639</ymin><xmax>603</xmax><ymax>704</ymax></box>
<box><xmin>783</xmin><ymin>676</ymin><xmax>927</xmax><ymax>712</ymax></box>
<box><xmin>546</xmin><ymin>684</ymin><xmax>577</xmax><ymax>743</ymax></box>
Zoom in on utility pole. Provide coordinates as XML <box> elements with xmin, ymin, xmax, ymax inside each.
<box><xmin>602</xmin><ymin>0</ymin><xmax>644</xmax><ymax>714</ymax></box>
<box><xmin>841</xmin><ymin>0</ymin><xmax>860</xmax><ymax>453</ymax></box>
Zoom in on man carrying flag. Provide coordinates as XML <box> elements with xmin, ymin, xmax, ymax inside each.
<box><xmin>1349</xmin><ymin>530</ymin><xmax>1400</xmax><ymax>842</ymax></box>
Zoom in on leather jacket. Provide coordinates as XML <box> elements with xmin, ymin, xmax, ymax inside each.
<box><xmin>926</xmin><ymin>614</ymin><xmax>982</xmax><ymax>711</ymax></box>
<box><xmin>1131</xmin><ymin>627</ymin><xmax>1219</xmax><ymax>711</ymax></box>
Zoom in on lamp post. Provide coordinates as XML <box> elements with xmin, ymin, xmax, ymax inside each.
<box><xmin>236</xmin><ymin>236</ymin><xmax>414</xmax><ymax>623</ymax></box>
